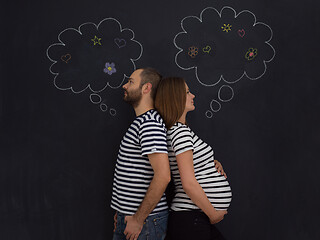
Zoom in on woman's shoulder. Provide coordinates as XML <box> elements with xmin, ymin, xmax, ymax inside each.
<box><xmin>168</xmin><ymin>122</ymin><xmax>191</xmax><ymax>136</ymax></box>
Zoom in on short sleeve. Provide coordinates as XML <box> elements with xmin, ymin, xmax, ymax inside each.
<box><xmin>170</xmin><ymin>126</ymin><xmax>194</xmax><ymax>155</ymax></box>
<box><xmin>139</xmin><ymin>120</ymin><xmax>168</xmax><ymax>156</ymax></box>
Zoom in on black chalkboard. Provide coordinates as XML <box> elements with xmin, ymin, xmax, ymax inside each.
<box><xmin>1</xmin><ymin>0</ymin><xmax>319</xmax><ymax>239</ymax></box>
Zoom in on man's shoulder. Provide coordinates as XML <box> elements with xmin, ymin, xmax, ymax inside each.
<box><xmin>138</xmin><ymin>109</ymin><xmax>165</xmax><ymax>126</ymax></box>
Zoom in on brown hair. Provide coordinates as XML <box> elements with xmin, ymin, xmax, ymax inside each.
<box><xmin>155</xmin><ymin>77</ymin><xmax>186</xmax><ymax>129</ymax></box>
<box><xmin>139</xmin><ymin>68</ymin><xmax>162</xmax><ymax>100</ymax></box>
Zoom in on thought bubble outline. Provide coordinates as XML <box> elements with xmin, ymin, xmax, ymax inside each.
<box><xmin>46</xmin><ymin>18</ymin><xmax>143</xmax><ymax>94</ymax></box>
<box><xmin>89</xmin><ymin>93</ymin><xmax>102</xmax><ymax>104</ymax></box>
<box><xmin>100</xmin><ymin>103</ymin><xmax>108</xmax><ymax>112</ymax></box>
<box><xmin>218</xmin><ymin>85</ymin><xmax>234</xmax><ymax>102</ymax></box>
<box><xmin>173</xmin><ymin>6</ymin><xmax>276</xmax><ymax>87</ymax></box>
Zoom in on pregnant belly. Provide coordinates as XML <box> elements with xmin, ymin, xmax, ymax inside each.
<box><xmin>199</xmin><ymin>174</ymin><xmax>232</xmax><ymax>211</ymax></box>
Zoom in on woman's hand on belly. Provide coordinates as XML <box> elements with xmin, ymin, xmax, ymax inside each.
<box><xmin>209</xmin><ymin>209</ymin><xmax>228</xmax><ymax>224</ymax></box>
<box><xmin>214</xmin><ymin>159</ymin><xmax>227</xmax><ymax>178</ymax></box>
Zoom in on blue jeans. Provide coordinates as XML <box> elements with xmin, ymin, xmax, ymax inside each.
<box><xmin>113</xmin><ymin>210</ymin><xmax>168</xmax><ymax>240</ymax></box>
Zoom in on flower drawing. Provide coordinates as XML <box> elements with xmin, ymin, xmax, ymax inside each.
<box><xmin>104</xmin><ymin>62</ymin><xmax>117</xmax><ymax>75</ymax></box>
<box><xmin>245</xmin><ymin>48</ymin><xmax>258</xmax><ymax>60</ymax></box>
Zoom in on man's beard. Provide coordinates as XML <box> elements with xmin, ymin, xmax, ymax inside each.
<box><xmin>123</xmin><ymin>89</ymin><xmax>142</xmax><ymax>108</ymax></box>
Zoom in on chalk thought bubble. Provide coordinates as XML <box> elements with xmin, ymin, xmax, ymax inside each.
<box><xmin>174</xmin><ymin>6</ymin><xmax>275</xmax><ymax>87</ymax></box>
<box><xmin>47</xmin><ymin>18</ymin><xmax>143</xmax><ymax>94</ymax></box>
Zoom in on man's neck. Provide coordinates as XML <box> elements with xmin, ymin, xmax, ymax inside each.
<box><xmin>134</xmin><ymin>101</ymin><xmax>154</xmax><ymax>116</ymax></box>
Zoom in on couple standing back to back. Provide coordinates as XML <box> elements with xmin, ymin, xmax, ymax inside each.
<box><xmin>111</xmin><ymin>68</ymin><xmax>232</xmax><ymax>240</ymax></box>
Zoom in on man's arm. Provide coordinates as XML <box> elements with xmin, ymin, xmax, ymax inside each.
<box><xmin>124</xmin><ymin>153</ymin><xmax>170</xmax><ymax>240</ymax></box>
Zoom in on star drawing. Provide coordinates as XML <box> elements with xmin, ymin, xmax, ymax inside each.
<box><xmin>91</xmin><ymin>35</ymin><xmax>102</xmax><ymax>45</ymax></box>
<box><xmin>221</xmin><ymin>24</ymin><xmax>232</xmax><ymax>32</ymax></box>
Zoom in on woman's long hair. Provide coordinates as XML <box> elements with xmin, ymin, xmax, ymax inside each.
<box><xmin>155</xmin><ymin>77</ymin><xmax>186</xmax><ymax>129</ymax></box>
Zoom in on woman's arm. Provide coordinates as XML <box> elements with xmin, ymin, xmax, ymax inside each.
<box><xmin>176</xmin><ymin>150</ymin><xmax>227</xmax><ymax>224</ymax></box>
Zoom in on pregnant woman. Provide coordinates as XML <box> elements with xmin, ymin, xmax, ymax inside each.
<box><xmin>155</xmin><ymin>77</ymin><xmax>232</xmax><ymax>240</ymax></box>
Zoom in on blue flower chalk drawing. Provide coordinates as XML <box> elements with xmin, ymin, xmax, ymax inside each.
<box><xmin>104</xmin><ymin>62</ymin><xmax>117</xmax><ymax>75</ymax></box>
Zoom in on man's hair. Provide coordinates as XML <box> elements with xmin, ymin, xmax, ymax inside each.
<box><xmin>139</xmin><ymin>68</ymin><xmax>162</xmax><ymax>100</ymax></box>
<box><xmin>155</xmin><ymin>77</ymin><xmax>186</xmax><ymax>129</ymax></box>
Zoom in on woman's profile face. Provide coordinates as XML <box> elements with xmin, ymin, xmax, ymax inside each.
<box><xmin>184</xmin><ymin>83</ymin><xmax>195</xmax><ymax>113</ymax></box>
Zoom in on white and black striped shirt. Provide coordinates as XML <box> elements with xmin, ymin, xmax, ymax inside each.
<box><xmin>111</xmin><ymin>109</ymin><xmax>168</xmax><ymax>215</ymax></box>
<box><xmin>167</xmin><ymin>122</ymin><xmax>232</xmax><ymax>211</ymax></box>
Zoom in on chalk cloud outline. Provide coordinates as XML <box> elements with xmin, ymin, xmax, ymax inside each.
<box><xmin>173</xmin><ymin>6</ymin><xmax>276</xmax><ymax>87</ymax></box>
<box><xmin>46</xmin><ymin>18</ymin><xmax>143</xmax><ymax>94</ymax></box>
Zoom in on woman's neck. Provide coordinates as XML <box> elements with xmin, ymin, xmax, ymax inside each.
<box><xmin>178</xmin><ymin>112</ymin><xmax>187</xmax><ymax>124</ymax></box>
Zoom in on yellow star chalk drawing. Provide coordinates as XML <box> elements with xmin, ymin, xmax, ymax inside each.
<box><xmin>91</xmin><ymin>35</ymin><xmax>102</xmax><ymax>45</ymax></box>
<box><xmin>221</xmin><ymin>24</ymin><xmax>232</xmax><ymax>32</ymax></box>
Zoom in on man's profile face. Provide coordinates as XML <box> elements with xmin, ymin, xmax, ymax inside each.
<box><xmin>122</xmin><ymin>69</ymin><xmax>143</xmax><ymax>106</ymax></box>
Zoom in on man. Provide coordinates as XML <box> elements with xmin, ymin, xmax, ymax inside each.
<box><xmin>111</xmin><ymin>68</ymin><xmax>171</xmax><ymax>240</ymax></box>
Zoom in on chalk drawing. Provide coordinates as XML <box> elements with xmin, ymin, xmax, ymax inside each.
<box><xmin>245</xmin><ymin>48</ymin><xmax>258</xmax><ymax>60</ymax></box>
<box><xmin>174</xmin><ymin>6</ymin><xmax>275</xmax><ymax>87</ymax></box>
<box><xmin>100</xmin><ymin>103</ymin><xmax>108</xmax><ymax>112</ymax></box>
<box><xmin>202</xmin><ymin>46</ymin><xmax>212</xmax><ymax>54</ymax></box>
<box><xmin>188</xmin><ymin>46</ymin><xmax>199</xmax><ymax>58</ymax></box>
<box><xmin>47</xmin><ymin>18</ymin><xmax>143</xmax><ymax>115</ymax></box>
<box><xmin>205</xmin><ymin>99</ymin><xmax>222</xmax><ymax>118</ymax></box>
<box><xmin>91</xmin><ymin>35</ymin><xmax>102</xmax><ymax>45</ymax></box>
<box><xmin>104</xmin><ymin>62</ymin><xmax>117</xmax><ymax>75</ymax></box>
<box><xmin>218</xmin><ymin>85</ymin><xmax>234</xmax><ymax>102</ymax></box>
<box><xmin>61</xmin><ymin>54</ymin><xmax>71</xmax><ymax>63</ymax></box>
<box><xmin>90</xmin><ymin>94</ymin><xmax>102</xmax><ymax>104</ymax></box>
<box><xmin>173</xmin><ymin>6</ymin><xmax>275</xmax><ymax>118</ymax></box>
<box><xmin>110</xmin><ymin>108</ymin><xmax>117</xmax><ymax>116</ymax></box>
<box><xmin>238</xmin><ymin>29</ymin><xmax>245</xmax><ymax>38</ymax></box>
<box><xmin>221</xmin><ymin>23</ymin><xmax>232</xmax><ymax>32</ymax></box>
<box><xmin>114</xmin><ymin>38</ymin><xmax>126</xmax><ymax>48</ymax></box>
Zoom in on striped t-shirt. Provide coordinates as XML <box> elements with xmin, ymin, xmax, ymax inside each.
<box><xmin>167</xmin><ymin>122</ymin><xmax>232</xmax><ymax>211</ymax></box>
<box><xmin>111</xmin><ymin>109</ymin><xmax>168</xmax><ymax>215</ymax></box>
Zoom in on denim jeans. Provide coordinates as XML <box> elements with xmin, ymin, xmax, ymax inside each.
<box><xmin>113</xmin><ymin>210</ymin><xmax>169</xmax><ymax>240</ymax></box>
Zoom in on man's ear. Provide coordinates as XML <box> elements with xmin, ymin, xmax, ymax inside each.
<box><xmin>142</xmin><ymin>83</ymin><xmax>152</xmax><ymax>94</ymax></box>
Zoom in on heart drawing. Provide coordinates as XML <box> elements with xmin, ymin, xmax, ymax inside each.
<box><xmin>203</xmin><ymin>46</ymin><xmax>211</xmax><ymax>53</ymax></box>
<box><xmin>61</xmin><ymin>54</ymin><xmax>71</xmax><ymax>63</ymax></box>
<box><xmin>238</xmin><ymin>29</ymin><xmax>245</xmax><ymax>38</ymax></box>
<box><xmin>114</xmin><ymin>38</ymin><xmax>126</xmax><ymax>48</ymax></box>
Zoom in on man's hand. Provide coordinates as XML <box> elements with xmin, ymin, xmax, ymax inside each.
<box><xmin>113</xmin><ymin>212</ymin><xmax>117</xmax><ymax>232</ymax></box>
<box><xmin>214</xmin><ymin>160</ymin><xmax>227</xmax><ymax>178</ymax></box>
<box><xmin>124</xmin><ymin>215</ymin><xmax>143</xmax><ymax>240</ymax></box>
<box><xmin>209</xmin><ymin>210</ymin><xmax>228</xmax><ymax>224</ymax></box>
<box><xmin>122</xmin><ymin>153</ymin><xmax>169</xmax><ymax>240</ymax></box>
